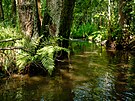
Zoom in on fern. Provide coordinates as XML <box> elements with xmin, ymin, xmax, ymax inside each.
<box><xmin>0</xmin><ymin>25</ymin><xmax>21</xmax><ymax>73</ymax></box>
<box><xmin>16</xmin><ymin>36</ymin><xmax>69</xmax><ymax>75</ymax></box>
<box><xmin>35</xmin><ymin>45</ymin><xmax>69</xmax><ymax>75</ymax></box>
<box><xmin>0</xmin><ymin>23</ymin><xmax>69</xmax><ymax>75</ymax></box>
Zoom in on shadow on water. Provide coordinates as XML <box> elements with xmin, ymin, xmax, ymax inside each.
<box><xmin>0</xmin><ymin>41</ymin><xmax>135</xmax><ymax>101</ymax></box>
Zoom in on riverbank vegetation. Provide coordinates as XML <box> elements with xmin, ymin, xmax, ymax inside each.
<box><xmin>0</xmin><ymin>0</ymin><xmax>135</xmax><ymax>77</ymax></box>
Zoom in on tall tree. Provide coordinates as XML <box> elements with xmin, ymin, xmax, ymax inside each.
<box><xmin>59</xmin><ymin>0</ymin><xmax>75</xmax><ymax>47</ymax></box>
<box><xmin>45</xmin><ymin>0</ymin><xmax>75</xmax><ymax>59</ymax></box>
<box><xmin>58</xmin><ymin>0</ymin><xmax>75</xmax><ymax>59</ymax></box>
<box><xmin>0</xmin><ymin>0</ymin><xmax>4</xmax><ymax>21</ymax></box>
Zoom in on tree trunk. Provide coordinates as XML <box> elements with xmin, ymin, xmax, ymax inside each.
<box><xmin>108</xmin><ymin>0</ymin><xmax>111</xmax><ymax>26</ymax></box>
<box><xmin>41</xmin><ymin>9</ymin><xmax>51</xmax><ymax>38</ymax></box>
<box><xmin>17</xmin><ymin>0</ymin><xmax>40</xmax><ymax>38</ymax></box>
<box><xmin>37</xmin><ymin>0</ymin><xmax>42</xmax><ymax>24</ymax></box>
<box><xmin>17</xmin><ymin>0</ymin><xmax>34</xmax><ymax>37</ymax></box>
<box><xmin>0</xmin><ymin>0</ymin><xmax>4</xmax><ymax>21</ymax></box>
<box><xmin>33</xmin><ymin>0</ymin><xmax>41</xmax><ymax>35</ymax></box>
<box><xmin>46</xmin><ymin>0</ymin><xmax>62</xmax><ymax>36</ymax></box>
<box><xmin>45</xmin><ymin>0</ymin><xmax>75</xmax><ymax>59</ymax></box>
<box><xmin>59</xmin><ymin>0</ymin><xmax>75</xmax><ymax>46</ymax></box>
<box><xmin>11</xmin><ymin>0</ymin><xmax>16</xmax><ymax>27</ymax></box>
<box><xmin>119</xmin><ymin>0</ymin><xmax>126</xmax><ymax>27</ymax></box>
<box><xmin>118</xmin><ymin>0</ymin><xmax>131</xmax><ymax>49</ymax></box>
<box><xmin>58</xmin><ymin>0</ymin><xmax>75</xmax><ymax>59</ymax></box>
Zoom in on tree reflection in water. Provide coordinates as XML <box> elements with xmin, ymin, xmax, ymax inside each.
<box><xmin>0</xmin><ymin>42</ymin><xmax>135</xmax><ymax>101</ymax></box>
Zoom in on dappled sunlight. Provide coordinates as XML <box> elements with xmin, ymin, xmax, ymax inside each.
<box><xmin>59</xmin><ymin>69</ymin><xmax>89</xmax><ymax>82</ymax></box>
<box><xmin>0</xmin><ymin>0</ymin><xmax>135</xmax><ymax>100</ymax></box>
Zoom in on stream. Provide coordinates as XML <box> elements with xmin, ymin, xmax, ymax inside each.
<box><xmin>0</xmin><ymin>41</ymin><xmax>135</xmax><ymax>101</ymax></box>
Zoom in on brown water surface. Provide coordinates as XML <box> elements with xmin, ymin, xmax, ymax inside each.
<box><xmin>0</xmin><ymin>42</ymin><xmax>135</xmax><ymax>101</ymax></box>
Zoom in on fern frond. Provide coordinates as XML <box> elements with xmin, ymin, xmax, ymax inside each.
<box><xmin>16</xmin><ymin>52</ymin><xmax>32</xmax><ymax>70</ymax></box>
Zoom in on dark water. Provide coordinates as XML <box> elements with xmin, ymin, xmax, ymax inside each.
<box><xmin>0</xmin><ymin>42</ymin><xmax>135</xmax><ymax>101</ymax></box>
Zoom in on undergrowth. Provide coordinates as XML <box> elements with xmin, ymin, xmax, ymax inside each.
<box><xmin>0</xmin><ymin>24</ymin><xmax>69</xmax><ymax>76</ymax></box>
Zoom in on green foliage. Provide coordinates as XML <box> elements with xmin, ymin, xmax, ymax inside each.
<box><xmin>36</xmin><ymin>45</ymin><xmax>68</xmax><ymax>75</ymax></box>
<box><xmin>41</xmin><ymin>0</ymin><xmax>46</xmax><ymax>16</ymax></box>
<box><xmin>0</xmin><ymin>24</ymin><xmax>19</xmax><ymax>73</ymax></box>
<box><xmin>0</xmin><ymin>23</ymin><xmax>69</xmax><ymax>75</ymax></box>
<box><xmin>16</xmin><ymin>36</ymin><xmax>69</xmax><ymax>75</ymax></box>
<box><xmin>2</xmin><ymin>0</ymin><xmax>12</xmax><ymax>21</ymax></box>
<box><xmin>0</xmin><ymin>25</ymin><xmax>20</xmax><ymax>47</ymax></box>
<box><xmin>71</xmin><ymin>0</ymin><xmax>110</xmax><ymax>41</ymax></box>
<box><xmin>71</xmin><ymin>23</ymin><xmax>98</xmax><ymax>38</ymax></box>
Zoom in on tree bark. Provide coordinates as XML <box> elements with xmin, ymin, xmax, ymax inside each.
<box><xmin>58</xmin><ymin>0</ymin><xmax>75</xmax><ymax>59</ymax></box>
<box><xmin>45</xmin><ymin>0</ymin><xmax>75</xmax><ymax>59</ymax></box>
<box><xmin>46</xmin><ymin>0</ymin><xmax>62</xmax><ymax>36</ymax></box>
<box><xmin>41</xmin><ymin>9</ymin><xmax>51</xmax><ymax>38</ymax></box>
<box><xmin>17</xmin><ymin>0</ymin><xmax>34</xmax><ymax>37</ymax></box>
<box><xmin>33</xmin><ymin>0</ymin><xmax>41</xmax><ymax>35</ymax></box>
<box><xmin>59</xmin><ymin>0</ymin><xmax>75</xmax><ymax>46</ymax></box>
<box><xmin>0</xmin><ymin>0</ymin><xmax>4</xmax><ymax>21</ymax></box>
<box><xmin>17</xmin><ymin>0</ymin><xmax>40</xmax><ymax>38</ymax></box>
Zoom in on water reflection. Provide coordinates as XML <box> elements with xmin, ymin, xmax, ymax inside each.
<box><xmin>0</xmin><ymin>76</ymin><xmax>74</xmax><ymax>101</ymax></box>
<box><xmin>0</xmin><ymin>42</ymin><xmax>135</xmax><ymax>101</ymax></box>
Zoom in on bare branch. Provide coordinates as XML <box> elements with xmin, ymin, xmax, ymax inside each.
<box><xmin>0</xmin><ymin>38</ymin><xmax>22</xmax><ymax>43</ymax></box>
<box><xmin>0</xmin><ymin>46</ymin><xmax>23</xmax><ymax>50</ymax></box>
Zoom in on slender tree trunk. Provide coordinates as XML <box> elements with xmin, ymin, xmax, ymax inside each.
<box><xmin>0</xmin><ymin>0</ymin><xmax>4</xmax><ymax>21</ymax></box>
<box><xmin>117</xmin><ymin>0</ymin><xmax>126</xmax><ymax>49</ymax></box>
<box><xmin>59</xmin><ymin>0</ymin><xmax>75</xmax><ymax>44</ymax></box>
<box><xmin>119</xmin><ymin>0</ymin><xmax>126</xmax><ymax>27</ymax></box>
<box><xmin>41</xmin><ymin>9</ymin><xmax>51</xmax><ymax>37</ymax></box>
<box><xmin>11</xmin><ymin>0</ymin><xmax>16</xmax><ymax>27</ymax></box>
<box><xmin>37</xmin><ymin>0</ymin><xmax>42</xmax><ymax>24</ymax></box>
<box><xmin>34</xmin><ymin>0</ymin><xmax>41</xmax><ymax>35</ymax></box>
<box><xmin>118</xmin><ymin>0</ymin><xmax>131</xmax><ymax>49</ymax></box>
<box><xmin>108</xmin><ymin>0</ymin><xmax>111</xmax><ymax>26</ymax></box>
